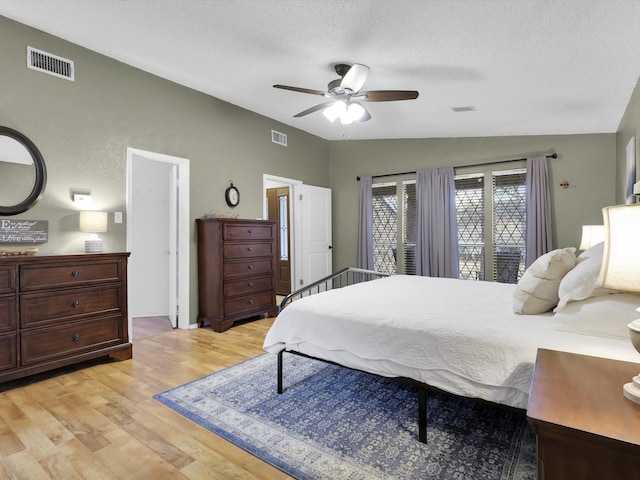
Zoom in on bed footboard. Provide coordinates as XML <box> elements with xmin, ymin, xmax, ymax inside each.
<box><xmin>279</xmin><ymin>267</ymin><xmax>388</xmax><ymax>312</ymax></box>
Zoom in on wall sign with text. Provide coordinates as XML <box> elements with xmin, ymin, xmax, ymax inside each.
<box><xmin>0</xmin><ymin>219</ymin><xmax>49</xmax><ymax>244</ymax></box>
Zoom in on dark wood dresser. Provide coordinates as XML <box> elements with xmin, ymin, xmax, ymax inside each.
<box><xmin>0</xmin><ymin>252</ymin><xmax>132</xmax><ymax>383</ymax></box>
<box><xmin>196</xmin><ymin>217</ymin><xmax>278</xmax><ymax>332</ymax></box>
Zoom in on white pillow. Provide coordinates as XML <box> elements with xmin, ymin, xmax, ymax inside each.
<box><xmin>512</xmin><ymin>247</ymin><xmax>577</xmax><ymax>314</ymax></box>
<box><xmin>553</xmin><ymin>293</ymin><xmax>640</xmax><ymax>340</ymax></box>
<box><xmin>555</xmin><ymin>243</ymin><xmax>618</xmax><ymax>311</ymax></box>
<box><xmin>577</xmin><ymin>242</ymin><xmax>604</xmax><ymax>263</ymax></box>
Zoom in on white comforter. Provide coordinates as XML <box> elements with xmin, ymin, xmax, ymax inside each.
<box><xmin>263</xmin><ymin>275</ymin><xmax>638</xmax><ymax>409</ymax></box>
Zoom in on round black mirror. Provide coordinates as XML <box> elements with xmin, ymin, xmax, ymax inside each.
<box><xmin>0</xmin><ymin>127</ymin><xmax>47</xmax><ymax>216</ymax></box>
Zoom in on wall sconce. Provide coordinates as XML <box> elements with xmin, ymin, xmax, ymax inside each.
<box><xmin>79</xmin><ymin>210</ymin><xmax>108</xmax><ymax>253</ymax></box>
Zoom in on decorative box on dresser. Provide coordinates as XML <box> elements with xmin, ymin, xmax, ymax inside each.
<box><xmin>197</xmin><ymin>217</ymin><xmax>278</xmax><ymax>333</ymax></box>
<box><xmin>0</xmin><ymin>252</ymin><xmax>132</xmax><ymax>384</ymax></box>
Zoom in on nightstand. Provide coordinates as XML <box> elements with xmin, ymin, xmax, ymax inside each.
<box><xmin>527</xmin><ymin>348</ymin><xmax>640</xmax><ymax>480</ymax></box>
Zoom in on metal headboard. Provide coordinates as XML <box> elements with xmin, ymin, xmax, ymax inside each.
<box><xmin>278</xmin><ymin>267</ymin><xmax>389</xmax><ymax>312</ymax></box>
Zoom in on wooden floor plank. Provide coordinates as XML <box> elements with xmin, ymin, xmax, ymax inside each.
<box><xmin>0</xmin><ymin>317</ymin><xmax>293</xmax><ymax>479</ymax></box>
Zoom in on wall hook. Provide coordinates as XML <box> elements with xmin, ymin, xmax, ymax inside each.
<box><xmin>560</xmin><ymin>180</ymin><xmax>570</xmax><ymax>189</ymax></box>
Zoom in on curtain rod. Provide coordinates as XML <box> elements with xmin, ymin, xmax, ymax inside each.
<box><xmin>356</xmin><ymin>153</ymin><xmax>558</xmax><ymax>181</ymax></box>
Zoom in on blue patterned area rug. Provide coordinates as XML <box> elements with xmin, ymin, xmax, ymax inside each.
<box><xmin>154</xmin><ymin>353</ymin><xmax>537</xmax><ymax>479</ymax></box>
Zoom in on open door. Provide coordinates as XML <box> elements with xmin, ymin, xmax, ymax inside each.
<box><xmin>168</xmin><ymin>164</ymin><xmax>178</xmax><ymax>327</ymax></box>
<box><xmin>297</xmin><ymin>184</ymin><xmax>332</xmax><ymax>288</ymax></box>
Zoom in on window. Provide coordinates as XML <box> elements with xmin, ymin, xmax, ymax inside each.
<box><xmin>372</xmin><ymin>181</ymin><xmax>416</xmax><ymax>275</ymax></box>
<box><xmin>371</xmin><ymin>168</ymin><xmax>525</xmax><ymax>282</ymax></box>
<box><xmin>455</xmin><ymin>168</ymin><xmax>526</xmax><ymax>283</ymax></box>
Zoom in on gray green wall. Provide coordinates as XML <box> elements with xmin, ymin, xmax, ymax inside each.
<box><xmin>0</xmin><ymin>16</ymin><xmax>329</xmax><ymax>325</ymax></box>
<box><xmin>329</xmin><ymin>134</ymin><xmax>617</xmax><ymax>270</ymax></box>
<box><xmin>616</xmin><ymin>77</ymin><xmax>640</xmax><ymax>203</ymax></box>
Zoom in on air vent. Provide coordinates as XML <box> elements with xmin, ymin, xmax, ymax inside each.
<box><xmin>271</xmin><ymin>130</ymin><xmax>287</xmax><ymax>146</ymax></box>
<box><xmin>27</xmin><ymin>46</ymin><xmax>74</xmax><ymax>81</ymax></box>
<box><xmin>452</xmin><ymin>106</ymin><xmax>475</xmax><ymax>112</ymax></box>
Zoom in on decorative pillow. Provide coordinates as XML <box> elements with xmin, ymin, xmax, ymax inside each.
<box><xmin>553</xmin><ymin>293</ymin><xmax>640</xmax><ymax>340</ymax></box>
<box><xmin>576</xmin><ymin>241</ymin><xmax>604</xmax><ymax>263</ymax></box>
<box><xmin>512</xmin><ymin>247</ymin><xmax>577</xmax><ymax>314</ymax></box>
<box><xmin>555</xmin><ymin>243</ymin><xmax>618</xmax><ymax>311</ymax></box>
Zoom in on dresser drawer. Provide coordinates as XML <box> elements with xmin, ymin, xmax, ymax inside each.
<box><xmin>20</xmin><ymin>261</ymin><xmax>121</xmax><ymax>291</ymax></box>
<box><xmin>21</xmin><ymin>315</ymin><xmax>122</xmax><ymax>365</ymax></box>
<box><xmin>223</xmin><ymin>223</ymin><xmax>274</xmax><ymax>241</ymax></box>
<box><xmin>223</xmin><ymin>242</ymin><xmax>274</xmax><ymax>259</ymax></box>
<box><xmin>0</xmin><ymin>266</ymin><xmax>16</xmax><ymax>294</ymax></box>
<box><xmin>21</xmin><ymin>286</ymin><xmax>121</xmax><ymax>328</ymax></box>
<box><xmin>224</xmin><ymin>292</ymin><xmax>274</xmax><ymax>317</ymax></box>
<box><xmin>223</xmin><ymin>259</ymin><xmax>273</xmax><ymax>278</ymax></box>
<box><xmin>223</xmin><ymin>275</ymin><xmax>274</xmax><ymax>297</ymax></box>
<box><xmin>0</xmin><ymin>334</ymin><xmax>17</xmax><ymax>371</ymax></box>
<box><xmin>0</xmin><ymin>297</ymin><xmax>16</xmax><ymax>332</ymax></box>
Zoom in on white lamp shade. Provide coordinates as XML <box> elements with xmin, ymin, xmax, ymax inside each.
<box><xmin>598</xmin><ymin>205</ymin><xmax>640</xmax><ymax>292</ymax></box>
<box><xmin>79</xmin><ymin>211</ymin><xmax>108</xmax><ymax>233</ymax></box>
<box><xmin>579</xmin><ymin>225</ymin><xmax>605</xmax><ymax>250</ymax></box>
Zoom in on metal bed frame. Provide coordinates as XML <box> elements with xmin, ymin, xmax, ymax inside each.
<box><xmin>274</xmin><ymin>267</ymin><xmax>430</xmax><ymax>444</ymax></box>
<box><xmin>278</xmin><ymin>266</ymin><xmax>389</xmax><ymax>312</ymax></box>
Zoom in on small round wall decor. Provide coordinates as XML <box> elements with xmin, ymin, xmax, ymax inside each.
<box><xmin>225</xmin><ymin>182</ymin><xmax>240</xmax><ymax>207</ymax></box>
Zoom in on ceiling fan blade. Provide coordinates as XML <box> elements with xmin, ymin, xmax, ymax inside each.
<box><xmin>293</xmin><ymin>101</ymin><xmax>334</xmax><ymax>118</ymax></box>
<box><xmin>273</xmin><ymin>84</ymin><xmax>326</xmax><ymax>96</ymax></box>
<box><xmin>359</xmin><ymin>104</ymin><xmax>372</xmax><ymax>122</ymax></box>
<box><xmin>340</xmin><ymin>63</ymin><xmax>370</xmax><ymax>92</ymax></box>
<box><xmin>363</xmin><ymin>90</ymin><xmax>419</xmax><ymax>102</ymax></box>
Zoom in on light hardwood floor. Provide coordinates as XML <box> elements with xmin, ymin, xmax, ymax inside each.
<box><xmin>0</xmin><ymin>317</ymin><xmax>294</xmax><ymax>479</ymax></box>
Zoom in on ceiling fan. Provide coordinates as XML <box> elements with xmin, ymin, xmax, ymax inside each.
<box><xmin>273</xmin><ymin>63</ymin><xmax>419</xmax><ymax>124</ymax></box>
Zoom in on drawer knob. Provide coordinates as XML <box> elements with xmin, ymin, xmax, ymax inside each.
<box><xmin>248</xmin><ymin>282</ymin><xmax>254</xmax><ymax>287</ymax></box>
<box><xmin>71</xmin><ymin>271</ymin><xmax>80</xmax><ymax>277</ymax></box>
<box><xmin>73</xmin><ymin>333</ymin><xmax>81</xmax><ymax>341</ymax></box>
<box><xmin>248</xmin><ymin>299</ymin><xmax>253</xmax><ymax>304</ymax></box>
<box><xmin>247</xmin><ymin>265</ymin><xmax>253</xmax><ymax>270</ymax></box>
<box><xmin>247</xmin><ymin>247</ymin><xmax>253</xmax><ymax>252</ymax></box>
<box><xmin>247</xmin><ymin>229</ymin><xmax>252</xmax><ymax>234</ymax></box>
<box><xmin>72</xmin><ymin>300</ymin><xmax>80</xmax><ymax>307</ymax></box>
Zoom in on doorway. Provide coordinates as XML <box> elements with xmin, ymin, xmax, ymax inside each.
<box><xmin>263</xmin><ymin>174</ymin><xmax>333</xmax><ymax>292</ymax></box>
<box><xmin>126</xmin><ymin>148</ymin><xmax>190</xmax><ymax>337</ymax></box>
<box><xmin>266</xmin><ymin>187</ymin><xmax>291</xmax><ymax>295</ymax></box>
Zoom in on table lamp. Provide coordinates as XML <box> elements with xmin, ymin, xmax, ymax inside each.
<box><xmin>578</xmin><ymin>225</ymin><xmax>605</xmax><ymax>251</ymax></box>
<box><xmin>79</xmin><ymin>210</ymin><xmax>108</xmax><ymax>253</ymax></box>
<box><xmin>597</xmin><ymin>204</ymin><xmax>640</xmax><ymax>403</ymax></box>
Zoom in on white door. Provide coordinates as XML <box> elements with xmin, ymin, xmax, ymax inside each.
<box><xmin>167</xmin><ymin>164</ymin><xmax>178</xmax><ymax>327</ymax></box>
<box><xmin>299</xmin><ymin>184</ymin><xmax>332</xmax><ymax>287</ymax></box>
<box><xmin>130</xmin><ymin>157</ymin><xmax>171</xmax><ymax>320</ymax></box>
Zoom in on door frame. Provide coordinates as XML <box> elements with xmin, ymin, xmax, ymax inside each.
<box><xmin>263</xmin><ymin>174</ymin><xmax>302</xmax><ymax>290</ymax></box>
<box><xmin>126</xmin><ymin>148</ymin><xmax>191</xmax><ymax>335</ymax></box>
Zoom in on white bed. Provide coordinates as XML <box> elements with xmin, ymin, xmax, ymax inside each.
<box><xmin>264</xmin><ymin>244</ymin><xmax>640</xmax><ymax>411</ymax></box>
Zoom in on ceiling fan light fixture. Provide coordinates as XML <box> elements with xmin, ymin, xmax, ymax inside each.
<box><xmin>323</xmin><ymin>101</ymin><xmax>346</xmax><ymax>122</ymax></box>
<box><xmin>340</xmin><ymin>103</ymin><xmax>364</xmax><ymax>125</ymax></box>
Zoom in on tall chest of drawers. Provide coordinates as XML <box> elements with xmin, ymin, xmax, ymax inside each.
<box><xmin>0</xmin><ymin>253</ymin><xmax>132</xmax><ymax>383</ymax></box>
<box><xmin>197</xmin><ymin>218</ymin><xmax>278</xmax><ymax>332</ymax></box>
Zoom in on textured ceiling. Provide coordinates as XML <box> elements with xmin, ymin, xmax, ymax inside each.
<box><xmin>2</xmin><ymin>0</ymin><xmax>640</xmax><ymax>141</ymax></box>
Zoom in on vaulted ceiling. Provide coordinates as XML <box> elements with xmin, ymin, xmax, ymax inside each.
<box><xmin>2</xmin><ymin>0</ymin><xmax>640</xmax><ymax>141</ymax></box>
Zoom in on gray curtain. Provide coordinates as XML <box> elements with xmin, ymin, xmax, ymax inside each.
<box><xmin>356</xmin><ymin>176</ymin><xmax>374</xmax><ymax>270</ymax></box>
<box><xmin>525</xmin><ymin>156</ymin><xmax>552</xmax><ymax>267</ymax></box>
<box><xmin>415</xmin><ymin>167</ymin><xmax>459</xmax><ymax>277</ymax></box>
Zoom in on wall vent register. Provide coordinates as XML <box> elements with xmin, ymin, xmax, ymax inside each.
<box><xmin>27</xmin><ymin>46</ymin><xmax>75</xmax><ymax>81</ymax></box>
<box><xmin>271</xmin><ymin>130</ymin><xmax>287</xmax><ymax>146</ymax></box>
